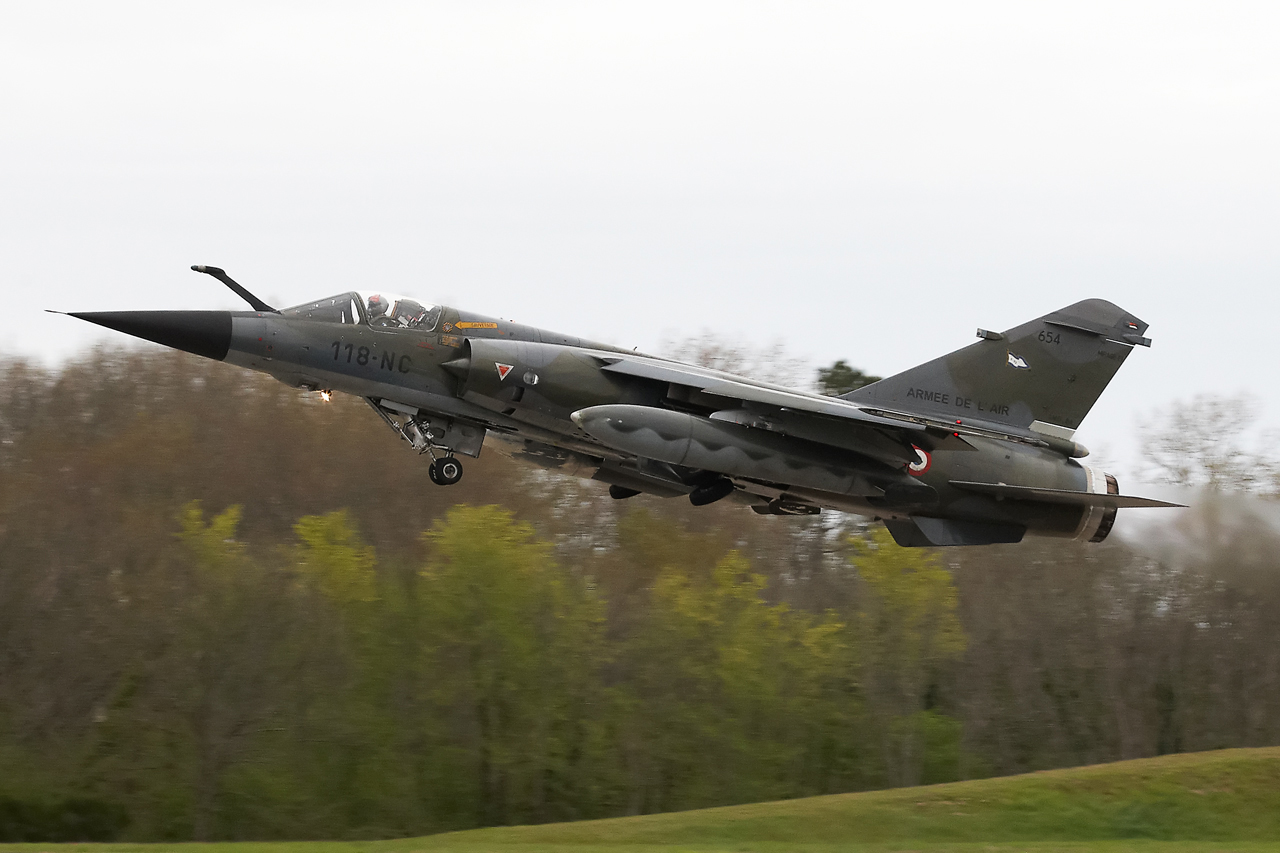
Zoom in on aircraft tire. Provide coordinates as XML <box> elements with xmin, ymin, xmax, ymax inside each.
<box><xmin>432</xmin><ymin>457</ymin><xmax>463</xmax><ymax>486</ymax></box>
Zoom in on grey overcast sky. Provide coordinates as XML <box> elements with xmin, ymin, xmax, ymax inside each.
<box><xmin>3</xmin><ymin>2</ymin><xmax>1277</xmax><ymax>470</ymax></box>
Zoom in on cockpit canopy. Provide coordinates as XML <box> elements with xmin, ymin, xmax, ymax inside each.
<box><xmin>282</xmin><ymin>291</ymin><xmax>442</xmax><ymax>332</ymax></box>
<box><xmin>359</xmin><ymin>291</ymin><xmax>442</xmax><ymax>331</ymax></box>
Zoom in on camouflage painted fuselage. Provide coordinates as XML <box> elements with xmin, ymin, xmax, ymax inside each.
<box><xmin>69</xmin><ymin>283</ymin><xmax>1176</xmax><ymax>546</ymax></box>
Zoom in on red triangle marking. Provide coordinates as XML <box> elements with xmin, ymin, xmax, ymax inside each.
<box><xmin>496</xmin><ymin>363</ymin><xmax>513</xmax><ymax>380</ymax></box>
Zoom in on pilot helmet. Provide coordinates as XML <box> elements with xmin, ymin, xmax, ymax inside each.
<box><xmin>367</xmin><ymin>294</ymin><xmax>388</xmax><ymax>318</ymax></box>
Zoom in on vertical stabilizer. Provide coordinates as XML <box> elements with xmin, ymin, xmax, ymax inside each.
<box><xmin>846</xmin><ymin>299</ymin><xmax>1150</xmax><ymax>433</ymax></box>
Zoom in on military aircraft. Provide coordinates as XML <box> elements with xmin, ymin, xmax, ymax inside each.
<box><xmin>60</xmin><ymin>265</ymin><xmax>1180</xmax><ymax>547</ymax></box>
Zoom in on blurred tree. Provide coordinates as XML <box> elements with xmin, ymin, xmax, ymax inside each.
<box><xmin>659</xmin><ymin>332</ymin><xmax>808</xmax><ymax>387</ymax></box>
<box><xmin>1140</xmin><ymin>393</ymin><xmax>1276</xmax><ymax>492</ymax></box>
<box><xmin>850</xmin><ymin>528</ymin><xmax>965</xmax><ymax>787</ymax></box>
<box><xmin>816</xmin><ymin>360</ymin><xmax>880</xmax><ymax>396</ymax></box>
<box><xmin>600</xmin><ymin>511</ymin><xmax>862</xmax><ymax>812</ymax></box>
<box><xmin>176</xmin><ymin>504</ymin><xmax>303</xmax><ymax>840</ymax></box>
<box><xmin>4</xmin><ymin>350</ymin><xmax>1280</xmax><ymax>840</ymax></box>
<box><xmin>947</xmin><ymin>540</ymin><xmax>1125</xmax><ymax>774</ymax></box>
<box><xmin>418</xmin><ymin>505</ymin><xmax>607</xmax><ymax>826</ymax></box>
<box><xmin>293</xmin><ymin>511</ymin><xmax>378</xmax><ymax>605</ymax></box>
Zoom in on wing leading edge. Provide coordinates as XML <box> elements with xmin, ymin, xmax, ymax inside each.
<box><xmin>598</xmin><ymin>356</ymin><xmax>924</xmax><ymax>432</ymax></box>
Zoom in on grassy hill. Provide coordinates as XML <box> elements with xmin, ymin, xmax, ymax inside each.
<box><xmin>7</xmin><ymin>747</ymin><xmax>1280</xmax><ymax>852</ymax></box>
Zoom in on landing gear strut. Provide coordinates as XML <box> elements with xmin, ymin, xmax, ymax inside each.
<box><xmin>364</xmin><ymin>398</ymin><xmax>479</xmax><ymax>487</ymax></box>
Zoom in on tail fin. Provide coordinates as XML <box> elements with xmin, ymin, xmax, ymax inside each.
<box><xmin>846</xmin><ymin>299</ymin><xmax>1150</xmax><ymax>435</ymax></box>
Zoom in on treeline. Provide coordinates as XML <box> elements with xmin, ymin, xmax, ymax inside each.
<box><xmin>1</xmin><ymin>350</ymin><xmax>1279</xmax><ymax>841</ymax></box>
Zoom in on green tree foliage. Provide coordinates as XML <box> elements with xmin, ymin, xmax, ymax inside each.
<box><xmin>173</xmin><ymin>504</ymin><xmax>303</xmax><ymax>839</ymax></box>
<box><xmin>614</xmin><ymin>546</ymin><xmax>854</xmax><ymax>811</ymax></box>
<box><xmin>293</xmin><ymin>511</ymin><xmax>378</xmax><ymax>605</ymax></box>
<box><xmin>816</xmin><ymin>360</ymin><xmax>881</xmax><ymax>396</ymax></box>
<box><xmin>416</xmin><ymin>506</ymin><xmax>606</xmax><ymax>826</ymax></box>
<box><xmin>850</xmin><ymin>529</ymin><xmax>966</xmax><ymax>786</ymax></box>
<box><xmin>0</xmin><ymin>797</ymin><xmax>129</xmax><ymax>843</ymax></box>
<box><xmin>3</xmin><ymin>354</ymin><xmax>1280</xmax><ymax>841</ymax></box>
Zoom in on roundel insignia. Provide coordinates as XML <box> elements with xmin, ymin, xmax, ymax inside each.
<box><xmin>908</xmin><ymin>445</ymin><xmax>932</xmax><ymax>476</ymax></box>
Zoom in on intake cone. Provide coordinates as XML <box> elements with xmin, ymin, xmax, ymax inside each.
<box><xmin>69</xmin><ymin>311</ymin><xmax>233</xmax><ymax>361</ymax></box>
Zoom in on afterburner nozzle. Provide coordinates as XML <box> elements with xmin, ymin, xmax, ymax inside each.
<box><xmin>68</xmin><ymin>311</ymin><xmax>233</xmax><ymax>361</ymax></box>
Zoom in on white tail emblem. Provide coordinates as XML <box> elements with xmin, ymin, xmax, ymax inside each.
<box><xmin>1007</xmin><ymin>352</ymin><xmax>1029</xmax><ymax>369</ymax></box>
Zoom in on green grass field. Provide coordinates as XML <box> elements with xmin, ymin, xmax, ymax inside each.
<box><xmin>8</xmin><ymin>747</ymin><xmax>1280</xmax><ymax>853</ymax></box>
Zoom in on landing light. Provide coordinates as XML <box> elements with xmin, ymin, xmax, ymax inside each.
<box><xmin>320</xmin><ymin>390</ymin><xmax>332</xmax><ymax>402</ymax></box>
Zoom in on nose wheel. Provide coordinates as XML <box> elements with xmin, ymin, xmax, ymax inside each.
<box><xmin>429</xmin><ymin>455</ymin><xmax>464</xmax><ymax>486</ymax></box>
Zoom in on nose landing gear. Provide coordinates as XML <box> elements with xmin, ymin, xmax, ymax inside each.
<box><xmin>364</xmin><ymin>398</ymin><xmax>478</xmax><ymax>487</ymax></box>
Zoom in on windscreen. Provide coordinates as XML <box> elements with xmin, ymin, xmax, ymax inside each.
<box><xmin>281</xmin><ymin>293</ymin><xmax>364</xmax><ymax>324</ymax></box>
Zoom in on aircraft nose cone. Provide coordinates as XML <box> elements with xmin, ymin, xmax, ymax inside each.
<box><xmin>68</xmin><ymin>310</ymin><xmax>233</xmax><ymax>361</ymax></box>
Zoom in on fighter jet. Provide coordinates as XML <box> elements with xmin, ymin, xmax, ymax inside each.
<box><xmin>61</xmin><ymin>265</ymin><xmax>1180</xmax><ymax>547</ymax></box>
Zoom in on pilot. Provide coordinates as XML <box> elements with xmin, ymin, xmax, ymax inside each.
<box><xmin>367</xmin><ymin>294</ymin><xmax>390</xmax><ymax>325</ymax></box>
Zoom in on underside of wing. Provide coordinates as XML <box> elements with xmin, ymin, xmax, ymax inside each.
<box><xmin>949</xmin><ymin>480</ymin><xmax>1185</xmax><ymax>508</ymax></box>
